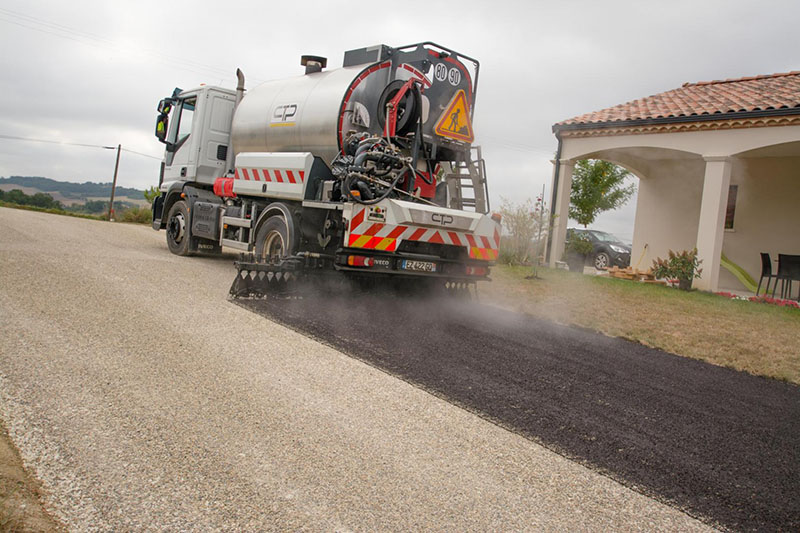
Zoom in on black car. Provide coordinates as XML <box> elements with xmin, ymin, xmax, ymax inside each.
<box><xmin>567</xmin><ymin>228</ymin><xmax>631</xmax><ymax>270</ymax></box>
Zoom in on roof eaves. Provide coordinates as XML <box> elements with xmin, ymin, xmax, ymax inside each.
<box><xmin>552</xmin><ymin>106</ymin><xmax>800</xmax><ymax>133</ymax></box>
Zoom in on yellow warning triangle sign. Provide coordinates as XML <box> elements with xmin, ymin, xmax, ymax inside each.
<box><xmin>434</xmin><ymin>90</ymin><xmax>474</xmax><ymax>143</ymax></box>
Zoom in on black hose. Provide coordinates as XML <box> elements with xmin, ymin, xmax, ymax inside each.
<box><xmin>345</xmin><ymin>167</ymin><xmax>410</xmax><ymax>205</ymax></box>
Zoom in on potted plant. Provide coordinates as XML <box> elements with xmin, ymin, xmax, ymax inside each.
<box><xmin>564</xmin><ymin>234</ymin><xmax>594</xmax><ymax>273</ymax></box>
<box><xmin>652</xmin><ymin>249</ymin><xmax>703</xmax><ymax>290</ymax></box>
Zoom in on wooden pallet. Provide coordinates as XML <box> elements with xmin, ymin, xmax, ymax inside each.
<box><xmin>603</xmin><ymin>266</ymin><xmax>666</xmax><ymax>284</ymax></box>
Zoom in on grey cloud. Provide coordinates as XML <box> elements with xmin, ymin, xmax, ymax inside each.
<box><xmin>1</xmin><ymin>0</ymin><xmax>798</xmax><ymax>237</ymax></box>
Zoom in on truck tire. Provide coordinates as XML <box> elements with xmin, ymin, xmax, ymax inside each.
<box><xmin>254</xmin><ymin>215</ymin><xmax>291</xmax><ymax>262</ymax></box>
<box><xmin>165</xmin><ymin>200</ymin><xmax>193</xmax><ymax>256</ymax></box>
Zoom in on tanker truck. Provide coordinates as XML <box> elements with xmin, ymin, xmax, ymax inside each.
<box><xmin>150</xmin><ymin>42</ymin><xmax>501</xmax><ymax>296</ymax></box>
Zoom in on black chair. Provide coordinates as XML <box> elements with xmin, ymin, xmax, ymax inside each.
<box><xmin>782</xmin><ymin>255</ymin><xmax>800</xmax><ymax>300</ymax></box>
<box><xmin>757</xmin><ymin>252</ymin><xmax>777</xmax><ymax>296</ymax></box>
<box><xmin>772</xmin><ymin>254</ymin><xmax>800</xmax><ymax>300</ymax></box>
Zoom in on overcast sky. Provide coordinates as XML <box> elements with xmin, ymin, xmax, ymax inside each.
<box><xmin>1</xmin><ymin>0</ymin><xmax>798</xmax><ymax>240</ymax></box>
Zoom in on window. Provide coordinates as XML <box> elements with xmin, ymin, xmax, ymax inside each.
<box><xmin>725</xmin><ymin>185</ymin><xmax>738</xmax><ymax>230</ymax></box>
<box><xmin>175</xmin><ymin>97</ymin><xmax>196</xmax><ymax>144</ymax></box>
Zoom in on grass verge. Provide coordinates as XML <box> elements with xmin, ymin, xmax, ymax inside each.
<box><xmin>0</xmin><ymin>202</ymin><xmax>150</xmax><ymax>224</ymax></box>
<box><xmin>482</xmin><ymin>265</ymin><xmax>800</xmax><ymax>384</ymax></box>
<box><xmin>0</xmin><ymin>201</ymin><xmax>104</xmax><ymax>221</ymax></box>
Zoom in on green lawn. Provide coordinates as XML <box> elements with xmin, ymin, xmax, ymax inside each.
<box><xmin>482</xmin><ymin>265</ymin><xmax>800</xmax><ymax>384</ymax></box>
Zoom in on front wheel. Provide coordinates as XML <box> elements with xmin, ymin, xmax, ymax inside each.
<box><xmin>166</xmin><ymin>200</ymin><xmax>192</xmax><ymax>256</ymax></box>
<box><xmin>254</xmin><ymin>215</ymin><xmax>292</xmax><ymax>262</ymax></box>
<box><xmin>594</xmin><ymin>252</ymin><xmax>610</xmax><ymax>270</ymax></box>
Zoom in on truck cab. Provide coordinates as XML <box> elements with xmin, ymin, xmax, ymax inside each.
<box><xmin>156</xmin><ymin>86</ymin><xmax>236</xmax><ymax>187</ymax></box>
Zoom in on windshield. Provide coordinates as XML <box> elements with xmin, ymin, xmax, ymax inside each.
<box><xmin>589</xmin><ymin>231</ymin><xmax>622</xmax><ymax>243</ymax></box>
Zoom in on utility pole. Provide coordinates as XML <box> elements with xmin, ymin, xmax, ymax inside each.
<box><xmin>107</xmin><ymin>144</ymin><xmax>121</xmax><ymax>221</ymax></box>
<box><xmin>537</xmin><ymin>183</ymin><xmax>546</xmax><ymax>264</ymax></box>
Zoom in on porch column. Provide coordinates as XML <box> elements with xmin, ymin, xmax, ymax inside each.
<box><xmin>694</xmin><ymin>156</ymin><xmax>731</xmax><ymax>291</ymax></box>
<box><xmin>549</xmin><ymin>159</ymin><xmax>574</xmax><ymax>268</ymax></box>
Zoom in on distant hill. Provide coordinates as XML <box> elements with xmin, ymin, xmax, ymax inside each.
<box><xmin>0</xmin><ymin>176</ymin><xmax>146</xmax><ymax>200</ymax></box>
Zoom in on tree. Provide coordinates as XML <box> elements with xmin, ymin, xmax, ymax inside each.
<box><xmin>569</xmin><ymin>159</ymin><xmax>636</xmax><ymax>227</ymax></box>
<box><xmin>498</xmin><ymin>196</ymin><xmax>551</xmax><ymax>265</ymax></box>
<box><xmin>143</xmin><ymin>185</ymin><xmax>160</xmax><ymax>205</ymax></box>
<box><xmin>0</xmin><ymin>189</ymin><xmax>62</xmax><ymax>210</ymax></box>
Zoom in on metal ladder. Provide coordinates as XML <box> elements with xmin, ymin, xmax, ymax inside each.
<box><xmin>444</xmin><ymin>146</ymin><xmax>490</xmax><ymax>214</ymax></box>
<box><xmin>220</xmin><ymin>200</ymin><xmax>256</xmax><ymax>251</ymax></box>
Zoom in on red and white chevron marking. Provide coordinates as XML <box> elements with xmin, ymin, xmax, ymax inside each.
<box><xmin>347</xmin><ymin>207</ymin><xmax>500</xmax><ymax>260</ymax></box>
<box><xmin>234</xmin><ymin>167</ymin><xmax>305</xmax><ymax>184</ymax></box>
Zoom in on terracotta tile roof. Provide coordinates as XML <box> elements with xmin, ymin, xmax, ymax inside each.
<box><xmin>556</xmin><ymin>71</ymin><xmax>800</xmax><ymax>127</ymax></box>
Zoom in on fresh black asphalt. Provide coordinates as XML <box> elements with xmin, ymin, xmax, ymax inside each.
<box><xmin>236</xmin><ymin>291</ymin><xmax>800</xmax><ymax>532</ymax></box>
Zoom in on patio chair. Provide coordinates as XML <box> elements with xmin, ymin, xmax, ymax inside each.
<box><xmin>772</xmin><ymin>254</ymin><xmax>800</xmax><ymax>300</ymax></box>
<box><xmin>781</xmin><ymin>254</ymin><xmax>800</xmax><ymax>300</ymax></box>
<box><xmin>756</xmin><ymin>252</ymin><xmax>777</xmax><ymax>296</ymax></box>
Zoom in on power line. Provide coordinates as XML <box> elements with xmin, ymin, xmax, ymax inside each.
<box><xmin>0</xmin><ymin>7</ymin><xmax>228</xmax><ymax>76</ymax></box>
<box><xmin>0</xmin><ymin>134</ymin><xmax>113</xmax><ymax>150</ymax></box>
<box><xmin>121</xmin><ymin>148</ymin><xmax>161</xmax><ymax>160</ymax></box>
<box><xmin>0</xmin><ymin>7</ymin><xmax>266</xmax><ymax>84</ymax></box>
<box><xmin>0</xmin><ymin>134</ymin><xmax>161</xmax><ymax>159</ymax></box>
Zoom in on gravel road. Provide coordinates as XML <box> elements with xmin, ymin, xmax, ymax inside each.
<box><xmin>0</xmin><ymin>208</ymin><xmax>711</xmax><ymax>531</ymax></box>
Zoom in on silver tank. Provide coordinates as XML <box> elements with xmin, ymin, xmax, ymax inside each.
<box><xmin>231</xmin><ymin>65</ymin><xmax>370</xmax><ymax>164</ymax></box>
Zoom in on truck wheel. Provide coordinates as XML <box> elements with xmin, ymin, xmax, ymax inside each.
<box><xmin>166</xmin><ymin>200</ymin><xmax>193</xmax><ymax>256</ymax></box>
<box><xmin>254</xmin><ymin>215</ymin><xmax>291</xmax><ymax>262</ymax></box>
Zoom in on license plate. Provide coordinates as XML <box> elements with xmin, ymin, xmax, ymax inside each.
<box><xmin>401</xmin><ymin>259</ymin><xmax>437</xmax><ymax>272</ymax></box>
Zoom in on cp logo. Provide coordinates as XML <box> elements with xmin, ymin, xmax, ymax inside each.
<box><xmin>273</xmin><ymin>104</ymin><xmax>297</xmax><ymax>122</ymax></box>
<box><xmin>431</xmin><ymin>213</ymin><xmax>454</xmax><ymax>225</ymax></box>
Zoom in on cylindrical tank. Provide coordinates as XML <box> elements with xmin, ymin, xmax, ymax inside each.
<box><xmin>231</xmin><ymin>45</ymin><xmax>476</xmax><ymax>165</ymax></box>
<box><xmin>232</xmin><ymin>65</ymin><xmax>368</xmax><ymax>164</ymax></box>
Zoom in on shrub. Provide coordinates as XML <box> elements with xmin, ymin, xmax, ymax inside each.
<box><xmin>565</xmin><ymin>234</ymin><xmax>593</xmax><ymax>256</ymax></box>
<box><xmin>118</xmin><ymin>206</ymin><xmax>151</xmax><ymax>224</ymax></box>
<box><xmin>497</xmin><ymin>196</ymin><xmax>550</xmax><ymax>266</ymax></box>
<box><xmin>652</xmin><ymin>249</ymin><xmax>703</xmax><ymax>289</ymax></box>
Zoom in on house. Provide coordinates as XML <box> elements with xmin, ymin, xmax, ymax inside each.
<box><xmin>548</xmin><ymin>71</ymin><xmax>800</xmax><ymax>292</ymax></box>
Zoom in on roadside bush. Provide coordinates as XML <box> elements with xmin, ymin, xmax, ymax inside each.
<box><xmin>0</xmin><ymin>201</ymin><xmax>103</xmax><ymax>220</ymax></box>
<box><xmin>143</xmin><ymin>185</ymin><xmax>160</xmax><ymax>205</ymax></box>
<box><xmin>0</xmin><ymin>189</ymin><xmax>63</xmax><ymax>210</ymax></box>
<box><xmin>498</xmin><ymin>196</ymin><xmax>550</xmax><ymax>266</ymax></box>
<box><xmin>499</xmin><ymin>236</ymin><xmax>525</xmax><ymax>265</ymax></box>
<box><xmin>118</xmin><ymin>206</ymin><xmax>151</xmax><ymax>224</ymax></box>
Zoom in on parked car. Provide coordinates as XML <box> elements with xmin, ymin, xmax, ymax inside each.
<box><xmin>566</xmin><ymin>228</ymin><xmax>631</xmax><ymax>270</ymax></box>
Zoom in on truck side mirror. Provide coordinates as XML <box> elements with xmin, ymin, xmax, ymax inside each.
<box><xmin>157</xmin><ymin>99</ymin><xmax>173</xmax><ymax>114</ymax></box>
<box><xmin>155</xmin><ymin>113</ymin><xmax>169</xmax><ymax>143</ymax></box>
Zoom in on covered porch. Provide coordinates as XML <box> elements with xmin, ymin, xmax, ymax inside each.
<box><xmin>548</xmin><ymin>72</ymin><xmax>800</xmax><ymax>293</ymax></box>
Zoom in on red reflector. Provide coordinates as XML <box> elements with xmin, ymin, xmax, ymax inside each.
<box><xmin>466</xmin><ymin>266</ymin><xmax>488</xmax><ymax>276</ymax></box>
<box><xmin>213</xmin><ymin>177</ymin><xmax>236</xmax><ymax>198</ymax></box>
<box><xmin>347</xmin><ymin>255</ymin><xmax>373</xmax><ymax>267</ymax></box>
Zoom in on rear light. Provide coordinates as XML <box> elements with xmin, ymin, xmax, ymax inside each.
<box><xmin>347</xmin><ymin>255</ymin><xmax>374</xmax><ymax>267</ymax></box>
<box><xmin>491</xmin><ymin>212</ymin><xmax>502</xmax><ymax>223</ymax></box>
<box><xmin>466</xmin><ymin>266</ymin><xmax>488</xmax><ymax>276</ymax></box>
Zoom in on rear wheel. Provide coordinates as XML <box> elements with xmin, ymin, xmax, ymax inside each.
<box><xmin>254</xmin><ymin>215</ymin><xmax>291</xmax><ymax>262</ymax></box>
<box><xmin>166</xmin><ymin>200</ymin><xmax>192</xmax><ymax>256</ymax></box>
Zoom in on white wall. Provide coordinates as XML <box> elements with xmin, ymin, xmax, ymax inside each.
<box><xmin>630</xmin><ymin>159</ymin><xmax>705</xmax><ymax>270</ymax></box>
<box><xmin>719</xmin><ymin>156</ymin><xmax>800</xmax><ymax>291</ymax></box>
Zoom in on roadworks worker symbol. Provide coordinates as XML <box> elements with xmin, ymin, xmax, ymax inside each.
<box><xmin>434</xmin><ymin>90</ymin><xmax>474</xmax><ymax>143</ymax></box>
